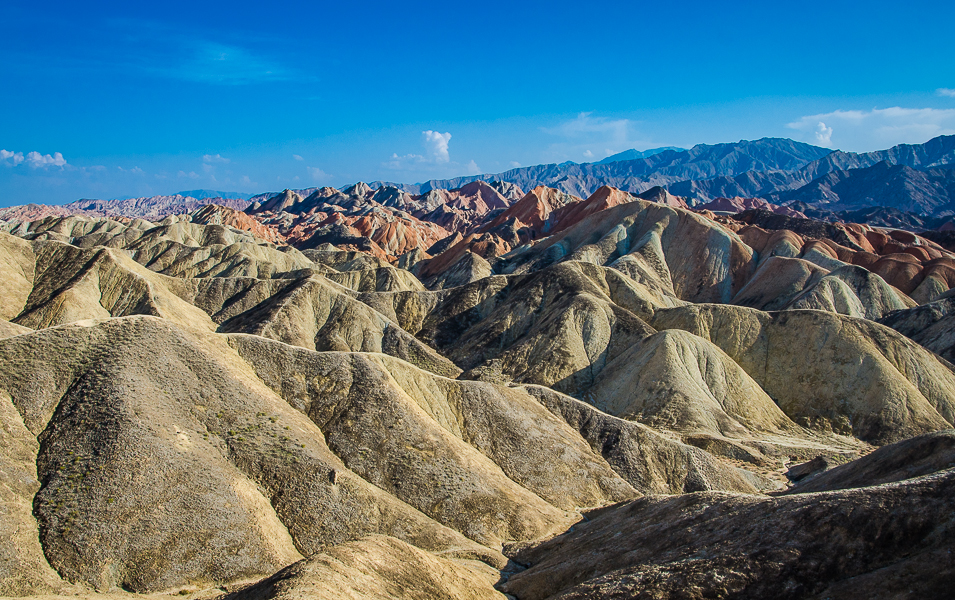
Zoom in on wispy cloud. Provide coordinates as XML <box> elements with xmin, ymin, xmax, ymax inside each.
<box><xmin>177</xmin><ymin>170</ymin><xmax>200</xmax><ymax>179</ymax></box>
<box><xmin>543</xmin><ymin>112</ymin><xmax>631</xmax><ymax>143</ymax></box>
<box><xmin>1</xmin><ymin>148</ymin><xmax>68</xmax><ymax>168</ymax></box>
<box><xmin>293</xmin><ymin>154</ymin><xmax>304</xmax><ymax>161</ymax></box>
<box><xmin>787</xmin><ymin>107</ymin><xmax>955</xmax><ymax>151</ymax></box>
<box><xmin>203</xmin><ymin>153</ymin><xmax>230</xmax><ymax>164</ymax></box>
<box><xmin>307</xmin><ymin>166</ymin><xmax>331</xmax><ymax>182</ymax></box>
<box><xmin>937</xmin><ymin>88</ymin><xmax>955</xmax><ymax>98</ymax></box>
<box><xmin>541</xmin><ymin>112</ymin><xmax>656</xmax><ymax>162</ymax></box>
<box><xmin>156</xmin><ymin>41</ymin><xmax>301</xmax><ymax>85</ymax></box>
<box><xmin>118</xmin><ymin>166</ymin><xmax>145</xmax><ymax>175</ymax></box>
<box><xmin>64</xmin><ymin>19</ymin><xmax>315</xmax><ymax>86</ymax></box>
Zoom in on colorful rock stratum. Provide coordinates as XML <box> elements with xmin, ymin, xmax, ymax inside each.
<box><xmin>1</xmin><ymin>142</ymin><xmax>955</xmax><ymax>600</ymax></box>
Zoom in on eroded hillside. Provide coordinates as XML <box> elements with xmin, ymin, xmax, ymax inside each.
<box><xmin>1</xmin><ymin>192</ymin><xmax>954</xmax><ymax>599</ymax></box>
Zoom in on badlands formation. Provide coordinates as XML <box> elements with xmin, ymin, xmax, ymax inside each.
<box><xmin>1</xmin><ymin>181</ymin><xmax>954</xmax><ymax>600</ymax></box>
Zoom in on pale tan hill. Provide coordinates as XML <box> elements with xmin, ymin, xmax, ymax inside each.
<box><xmin>730</xmin><ymin>256</ymin><xmax>828</xmax><ymax>311</ymax></box>
<box><xmin>587</xmin><ymin>329</ymin><xmax>800</xmax><ymax>438</ymax></box>
<box><xmin>786</xmin><ymin>264</ymin><xmax>915</xmax><ymax>319</ymax></box>
<box><xmin>731</xmin><ymin>257</ymin><xmax>915</xmax><ymax>320</ymax></box>
<box><xmin>229</xmin><ymin>335</ymin><xmax>635</xmax><ymax>545</ymax></box>
<box><xmin>13</xmin><ymin>215</ymin><xmax>259</xmax><ymax>248</ymax></box>
<box><xmin>0</xmin><ymin>390</ymin><xmax>71</xmax><ymax>596</ymax></box>
<box><xmin>0</xmin><ymin>319</ymin><xmax>31</xmax><ymax>339</ymax></box>
<box><xmin>10</xmin><ymin>240</ymin><xmax>216</xmax><ymax>332</ymax></box>
<box><xmin>422</xmin><ymin>262</ymin><xmax>660</xmax><ymax>394</ymax></box>
<box><xmin>501</xmin><ymin>469</ymin><xmax>955</xmax><ymax>600</ymax></box>
<box><xmin>214</xmin><ymin>275</ymin><xmax>460</xmax><ymax>378</ymax></box>
<box><xmin>0</xmin><ymin>233</ymin><xmax>35</xmax><ymax>320</ymax></box>
<box><xmin>323</xmin><ymin>267</ymin><xmax>425</xmax><ymax>293</ymax></box>
<box><xmin>9</xmin><ymin>215</ymin><xmax>315</xmax><ymax>280</ymax></box>
<box><xmin>652</xmin><ymin>305</ymin><xmax>955</xmax><ymax>442</ymax></box>
<box><xmin>226</xmin><ymin>535</ymin><xmax>504</xmax><ymax>600</ymax></box>
<box><xmin>422</xmin><ymin>250</ymin><xmax>493</xmax><ymax>290</ymax></box>
<box><xmin>302</xmin><ymin>248</ymin><xmax>393</xmax><ymax>271</ymax></box>
<box><xmin>0</xmin><ymin>317</ymin><xmax>500</xmax><ymax>593</ymax></box>
<box><xmin>4</xmin><ymin>215</ymin><xmax>152</xmax><ymax>247</ymax></box>
<box><xmin>501</xmin><ymin>199</ymin><xmax>756</xmax><ymax>304</ymax></box>
<box><xmin>126</xmin><ymin>239</ymin><xmax>313</xmax><ymax>279</ymax></box>
<box><xmin>0</xmin><ymin>238</ymin><xmax>455</xmax><ymax>378</ymax></box>
<box><xmin>352</xmin><ymin>288</ymin><xmax>442</xmax><ymax>336</ymax></box>
<box><xmin>525</xmin><ymin>385</ymin><xmax>776</xmax><ymax>494</ymax></box>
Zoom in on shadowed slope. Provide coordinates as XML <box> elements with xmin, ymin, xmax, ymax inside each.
<box><xmin>501</xmin><ymin>470</ymin><xmax>955</xmax><ymax>600</ymax></box>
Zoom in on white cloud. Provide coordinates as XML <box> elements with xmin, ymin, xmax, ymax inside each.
<box><xmin>787</xmin><ymin>107</ymin><xmax>955</xmax><ymax>151</ymax></box>
<box><xmin>203</xmin><ymin>153</ymin><xmax>230</xmax><ymax>164</ymax></box>
<box><xmin>422</xmin><ymin>130</ymin><xmax>451</xmax><ymax>163</ymax></box>
<box><xmin>465</xmin><ymin>160</ymin><xmax>481</xmax><ymax>175</ymax></box>
<box><xmin>1</xmin><ymin>149</ymin><xmax>25</xmax><ymax>166</ymax></box>
<box><xmin>307</xmin><ymin>166</ymin><xmax>331</xmax><ymax>182</ymax></box>
<box><xmin>937</xmin><ymin>88</ymin><xmax>955</xmax><ymax>98</ymax></box>
<box><xmin>177</xmin><ymin>170</ymin><xmax>200</xmax><ymax>179</ymax></box>
<box><xmin>385</xmin><ymin>130</ymin><xmax>452</xmax><ymax>171</ymax></box>
<box><xmin>5</xmin><ymin>150</ymin><xmax>69</xmax><ymax>168</ymax></box>
<box><xmin>543</xmin><ymin>112</ymin><xmax>632</xmax><ymax>144</ymax></box>
<box><xmin>293</xmin><ymin>154</ymin><xmax>304</xmax><ymax>161</ymax></box>
<box><xmin>26</xmin><ymin>151</ymin><xmax>67</xmax><ymax>168</ymax></box>
<box><xmin>508</xmin><ymin>161</ymin><xmax>521</xmax><ymax>168</ymax></box>
<box><xmin>814</xmin><ymin>122</ymin><xmax>833</xmax><ymax>146</ymax></box>
<box><xmin>118</xmin><ymin>166</ymin><xmax>145</xmax><ymax>175</ymax></box>
<box><xmin>240</xmin><ymin>175</ymin><xmax>255</xmax><ymax>186</ymax></box>
<box><xmin>583</xmin><ymin>149</ymin><xmax>594</xmax><ymax>159</ymax></box>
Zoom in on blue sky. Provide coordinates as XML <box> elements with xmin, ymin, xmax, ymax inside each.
<box><xmin>2</xmin><ymin>0</ymin><xmax>954</xmax><ymax>206</ymax></box>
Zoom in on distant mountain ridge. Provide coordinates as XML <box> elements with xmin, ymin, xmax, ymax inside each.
<box><xmin>174</xmin><ymin>189</ymin><xmax>257</xmax><ymax>200</ymax></box>
<box><xmin>671</xmin><ymin>136</ymin><xmax>955</xmax><ymax>209</ymax></box>
<box><xmin>5</xmin><ymin>136</ymin><xmax>955</xmax><ymax>229</ymax></box>
<box><xmin>371</xmin><ymin>138</ymin><xmax>833</xmax><ymax>197</ymax></box>
<box><xmin>596</xmin><ymin>147</ymin><xmax>686</xmax><ymax>164</ymax></box>
<box><xmin>0</xmin><ymin>194</ymin><xmax>251</xmax><ymax>222</ymax></box>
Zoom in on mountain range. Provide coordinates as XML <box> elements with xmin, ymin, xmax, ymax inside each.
<box><xmin>2</xmin><ymin>173</ymin><xmax>955</xmax><ymax>598</ymax></box>
<box><xmin>5</xmin><ymin>135</ymin><xmax>955</xmax><ymax>230</ymax></box>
